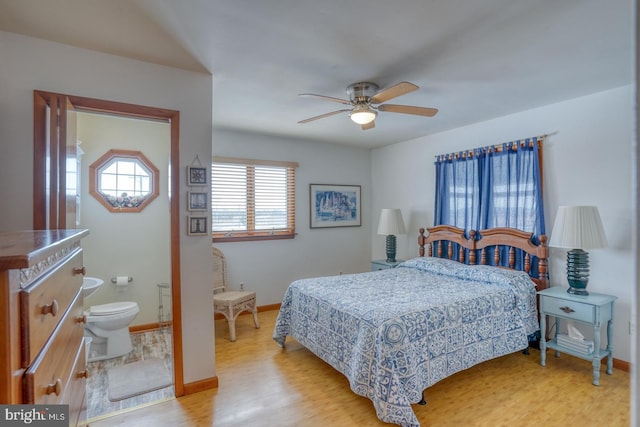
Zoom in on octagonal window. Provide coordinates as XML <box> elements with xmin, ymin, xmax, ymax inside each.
<box><xmin>89</xmin><ymin>149</ymin><xmax>159</xmax><ymax>213</ymax></box>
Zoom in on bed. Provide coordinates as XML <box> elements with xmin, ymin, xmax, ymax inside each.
<box><xmin>273</xmin><ymin>225</ymin><xmax>548</xmax><ymax>427</ymax></box>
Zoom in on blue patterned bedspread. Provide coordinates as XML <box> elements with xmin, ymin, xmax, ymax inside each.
<box><xmin>273</xmin><ymin>257</ymin><xmax>539</xmax><ymax>427</ymax></box>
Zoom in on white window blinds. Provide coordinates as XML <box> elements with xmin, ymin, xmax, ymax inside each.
<box><xmin>211</xmin><ymin>156</ymin><xmax>298</xmax><ymax>241</ymax></box>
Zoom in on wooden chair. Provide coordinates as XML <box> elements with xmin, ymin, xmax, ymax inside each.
<box><xmin>213</xmin><ymin>246</ymin><xmax>260</xmax><ymax>341</ymax></box>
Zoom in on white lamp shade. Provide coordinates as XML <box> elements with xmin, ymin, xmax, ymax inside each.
<box><xmin>549</xmin><ymin>205</ymin><xmax>608</xmax><ymax>249</ymax></box>
<box><xmin>377</xmin><ymin>208</ymin><xmax>406</xmax><ymax>235</ymax></box>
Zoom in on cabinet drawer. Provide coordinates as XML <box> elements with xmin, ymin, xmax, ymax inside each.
<box><xmin>542</xmin><ymin>297</ymin><xmax>595</xmax><ymax>324</ymax></box>
<box><xmin>23</xmin><ymin>289</ymin><xmax>85</xmax><ymax>404</ymax></box>
<box><xmin>20</xmin><ymin>249</ymin><xmax>84</xmax><ymax>366</ymax></box>
<box><xmin>65</xmin><ymin>339</ymin><xmax>88</xmax><ymax>427</ymax></box>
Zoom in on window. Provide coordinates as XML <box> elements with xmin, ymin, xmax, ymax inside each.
<box><xmin>211</xmin><ymin>156</ymin><xmax>298</xmax><ymax>242</ymax></box>
<box><xmin>434</xmin><ymin>138</ymin><xmax>545</xmax><ymax>235</ymax></box>
<box><xmin>89</xmin><ymin>149</ymin><xmax>159</xmax><ymax>213</ymax></box>
<box><xmin>433</xmin><ymin>138</ymin><xmax>546</xmax><ymax>274</ymax></box>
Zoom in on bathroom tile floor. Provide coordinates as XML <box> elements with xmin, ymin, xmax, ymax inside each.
<box><xmin>86</xmin><ymin>327</ymin><xmax>174</xmax><ymax>420</ymax></box>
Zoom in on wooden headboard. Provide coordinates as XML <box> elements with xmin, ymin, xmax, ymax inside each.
<box><xmin>418</xmin><ymin>225</ymin><xmax>549</xmax><ymax>291</ymax></box>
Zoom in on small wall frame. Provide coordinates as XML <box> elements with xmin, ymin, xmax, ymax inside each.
<box><xmin>187</xmin><ymin>166</ymin><xmax>207</xmax><ymax>186</ymax></box>
<box><xmin>188</xmin><ymin>215</ymin><xmax>208</xmax><ymax>235</ymax></box>
<box><xmin>188</xmin><ymin>191</ymin><xmax>208</xmax><ymax>211</ymax></box>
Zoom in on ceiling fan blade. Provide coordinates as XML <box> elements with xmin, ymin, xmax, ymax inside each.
<box><xmin>370</xmin><ymin>81</ymin><xmax>418</xmax><ymax>104</ymax></box>
<box><xmin>298</xmin><ymin>109</ymin><xmax>350</xmax><ymax>124</ymax></box>
<box><xmin>361</xmin><ymin>121</ymin><xmax>375</xmax><ymax>131</ymax></box>
<box><xmin>378</xmin><ymin>104</ymin><xmax>438</xmax><ymax>117</ymax></box>
<box><xmin>299</xmin><ymin>93</ymin><xmax>351</xmax><ymax>105</ymax></box>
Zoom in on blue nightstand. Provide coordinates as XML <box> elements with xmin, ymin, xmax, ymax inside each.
<box><xmin>538</xmin><ymin>286</ymin><xmax>617</xmax><ymax>386</ymax></box>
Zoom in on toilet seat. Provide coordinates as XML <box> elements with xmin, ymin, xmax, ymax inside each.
<box><xmin>88</xmin><ymin>301</ymin><xmax>138</xmax><ymax>316</ymax></box>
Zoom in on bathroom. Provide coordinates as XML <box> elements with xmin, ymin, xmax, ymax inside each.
<box><xmin>76</xmin><ymin>111</ymin><xmax>174</xmax><ymax>418</ymax></box>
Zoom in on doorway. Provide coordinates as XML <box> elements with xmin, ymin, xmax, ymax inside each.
<box><xmin>32</xmin><ymin>91</ymin><xmax>184</xmax><ymax>415</ymax></box>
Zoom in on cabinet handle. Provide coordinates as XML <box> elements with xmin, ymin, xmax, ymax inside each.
<box><xmin>76</xmin><ymin>315</ymin><xmax>87</xmax><ymax>324</ymax></box>
<box><xmin>559</xmin><ymin>306</ymin><xmax>575</xmax><ymax>314</ymax></box>
<box><xmin>45</xmin><ymin>378</ymin><xmax>62</xmax><ymax>396</ymax></box>
<box><xmin>73</xmin><ymin>266</ymin><xmax>86</xmax><ymax>276</ymax></box>
<box><xmin>77</xmin><ymin>370</ymin><xmax>89</xmax><ymax>379</ymax></box>
<box><xmin>41</xmin><ymin>300</ymin><xmax>59</xmax><ymax>317</ymax></box>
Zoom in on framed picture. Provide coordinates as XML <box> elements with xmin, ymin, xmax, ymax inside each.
<box><xmin>310</xmin><ymin>184</ymin><xmax>361</xmax><ymax>228</ymax></box>
<box><xmin>187</xmin><ymin>166</ymin><xmax>207</xmax><ymax>186</ymax></box>
<box><xmin>188</xmin><ymin>191</ymin><xmax>208</xmax><ymax>211</ymax></box>
<box><xmin>187</xmin><ymin>215</ymin><xmax>208</xmax><ymax>235</ymax></box>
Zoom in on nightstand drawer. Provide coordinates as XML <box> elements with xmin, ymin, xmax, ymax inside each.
<box><xmin>542</xmin><ymin>298</ymin><xmax>595</xmax><ymax>324</ymax></box>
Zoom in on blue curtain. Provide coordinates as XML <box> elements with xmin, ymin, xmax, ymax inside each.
<box><xmin>434</xmin><ymin>137</ymin><xmax>546</xmax><ymax>273</ymax></box>
<box><xmin>434</xmin><ymin>148</ymin><xmax>481</xmax><ymax>233</ymax></box>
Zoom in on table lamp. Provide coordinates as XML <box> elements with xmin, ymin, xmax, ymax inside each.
<box><xmin>377</xmin><ymin>209</ymin><xmax>406</xmax><ymax>262</ymax></box>
<box><xmin>549</xmin><ymin>206</ymin><xmax>607</xmax><ymax>295</ymax></box>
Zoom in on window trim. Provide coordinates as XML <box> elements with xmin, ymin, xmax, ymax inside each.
<box><xmin>89</xmin><ymin>149</ymin><xmax>160</xmax><ymax>213</ymax></box>
<box><xmin>211</xmin><ymin>156</ymin><xmax>298</xmax><ymax>242</ymax></box>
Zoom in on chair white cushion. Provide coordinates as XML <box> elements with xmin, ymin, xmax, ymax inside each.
<box><xmin>214</xmin><ymin>291</ymin><xmax>256</xmax><ymax>304</ymax></box>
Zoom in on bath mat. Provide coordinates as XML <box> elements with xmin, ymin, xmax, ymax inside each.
<box><xmin>107</xmin><ymin>358</ymin><xmax>172</xmax><ymax>401</ymax></box>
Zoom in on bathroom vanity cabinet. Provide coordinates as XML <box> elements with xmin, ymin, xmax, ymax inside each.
<box><xmin>0</xmin><ymin>229</ymin><xmax>89</xmax><ymax>426</ymax></box>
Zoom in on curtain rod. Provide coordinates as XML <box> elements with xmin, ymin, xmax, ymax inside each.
<box><xmin>434</xmin><ymin>134</ymin><xmax>548</xmax><ymax>160</ymax></box>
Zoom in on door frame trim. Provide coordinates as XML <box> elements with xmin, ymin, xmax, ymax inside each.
<box><xmin>33</xmin><ymin>90</ymin><xmax>184</xmax><ymax>396</ymax></box>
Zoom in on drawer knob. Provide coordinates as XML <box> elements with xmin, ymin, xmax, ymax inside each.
<box><xmin>73</xmin><ymin>266</ymin><xmax>86</xmax><ymax>276</ymax></box>
<box><xmin>76</xmin><ymin>315</ymin><xmax>87</xmax><ymax>324</ymax></box>
<box><xmin>46</xmin><ymin>378</ymin><xmax>62</xmax><ymax>396</ymax></box>
<box><xmin>41</xmin><ymin>300</ymin><xmax>59</xmax><ymax>317</ymax></box>
<box><xmin>560</xmin><ymin>306</ymin><xmax>575</xmax><ymax>314</ymax></box>
<box><xmin>77</xmin><ymin>370</ymin><xmax>89</xmax><ymax>379</ymax></box>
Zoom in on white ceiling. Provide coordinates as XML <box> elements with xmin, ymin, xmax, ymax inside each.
<box><xmin>0</xmin><ymin>0</ymin><xmax>633</xmax><ymax>148</ymax></box>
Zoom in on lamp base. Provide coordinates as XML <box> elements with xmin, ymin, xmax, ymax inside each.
<box><xmin>567</xmin><ymin>287</ymin><xmax>589</xmax><ymax>296</ymax></box>
<box><xmin>566</xmin><ymin>248</ymin><xmax>589</xmax><ymax>296</ymax></box>
<box><xmin>385</xmin><ymin>235</ymin><xmax>397</xmax><ymax>263</ymax></box>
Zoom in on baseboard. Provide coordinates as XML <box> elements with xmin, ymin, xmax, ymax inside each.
<box><xmin>183</xmin><ymin>376</ymin><xmax>218</xmax><ymax>395</ymax></box>
<box><xmin>214</xmin><ymin>303</ymin><xmax>281</xmax><ymax>320</ymax></box>
<box><xmin>546</xmin><ymin>352</ymin><xmax>629</xmax><ymax>372</ymax></box>
<box><xmin>258</xmin><ymin>303</ymin><xmax>281</xmax><ymax>312</ymax></box>
<box><xmin>129</xmin><ymin>322</ymin><xmax>172</xmax><ymax>333</ymax></box>
<box><xmin>610</xmin><ymin>357</ymin><xmax>630</xmax><ymax>372</ymax></box>
<box><xmin>132</xmin><ymin>305</ymin><xmax>280</xmax><ymax>329</ymax></box>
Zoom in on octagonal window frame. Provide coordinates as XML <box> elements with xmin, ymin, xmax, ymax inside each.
<box><xmin>89</xmin><ymin>149</ymin><xmax>160</xmax><ymax>213</ymax></box>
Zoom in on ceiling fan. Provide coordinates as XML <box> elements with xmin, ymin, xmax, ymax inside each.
<box><xmin>297</xmin><ymin>81</ymin><xmax>438</xmax><ymax>130</ymax></box>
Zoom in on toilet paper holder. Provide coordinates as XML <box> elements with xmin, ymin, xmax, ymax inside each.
<box><xmin>110</xmin><ymin>276</ymin><xmax>133</xmax><ymax>284</ymax></box>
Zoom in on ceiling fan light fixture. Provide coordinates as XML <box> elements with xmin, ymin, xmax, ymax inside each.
<box><xmin>350</xmin><ymin>107</ymin><xmax>377</xmax><ymax>125</ymax></box>
<box><xmin>298</xmin><ymin>80</ymin><xmax>437</xmax><ymax>126</ymax></box>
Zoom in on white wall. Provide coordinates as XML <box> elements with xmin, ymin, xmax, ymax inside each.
<box><xmin>212</xmin><ymin>129</ymin><xmax>372</xmax><ymax>305</ymax></box>
<box><xmin>1</xmin><ymin>28</ymin><xmax>633</xmax><ymax>386</ymax></box>
<box><xmin>77</xmin><ymin>112</ymin><xmax>172</xmax><ymax>326</ymax></box>
<box><xmin>0</xmin><ymin>31</ymin><xmax>214</xmax><ymax>384</ymax></box>
<box><xmin>372</xmin><ymin>85</ymin><xmax>635</xmax><ymax>363</ymax></box>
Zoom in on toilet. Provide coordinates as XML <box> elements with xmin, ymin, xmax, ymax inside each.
<box><xmin>84</xmin><ymin>301</ymin><xmax>139</xmax><ymax>362</ymax></box>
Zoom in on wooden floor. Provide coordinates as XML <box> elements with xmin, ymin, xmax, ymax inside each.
<box><xmin>91</xmin><ymin>309</ymin><xmax>630</xmax><ymax>426</ymax></box>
